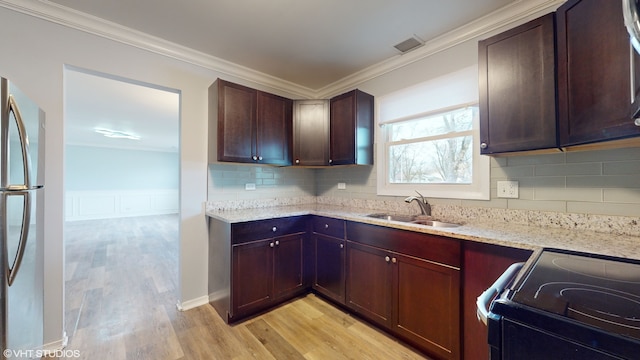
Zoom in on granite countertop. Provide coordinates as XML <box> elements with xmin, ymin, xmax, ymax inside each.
<box><xmin>206</xmin><ymin>204</ymin><xmax>640</xmax><ymax>261</ymax></box>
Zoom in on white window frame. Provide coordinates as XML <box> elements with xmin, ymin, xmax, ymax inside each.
<box><xmin>375</xmin><ymin>66</ymin><xmax>490</xmax><ymax>200</ymax></box>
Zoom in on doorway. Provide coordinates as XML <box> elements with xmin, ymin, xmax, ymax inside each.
<box><xmin>62</xmin><ymin>67</ymin><xmax>180</xmax><ymax>354</ymax></box>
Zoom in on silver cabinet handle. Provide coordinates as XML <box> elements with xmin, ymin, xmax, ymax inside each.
<box><xmin>385</xmin><ymin>256</ymin><xmax>391</xmax><ymax>263</ymax></box>
<box><xmin>480</xmin><ymin>143</ymin><xmax>488</xmax><ymax>149</ymax></box>
<box><xmin>328</xmin><ymin>159</ymin><xmax>333</xmax><ymax>164</ymax></box>
<box><xmin>272</xmin><ymin>226</ymin><xmax>277</xmax><ymax>232</ymax></box>
<box><xmin>295</xmin><ymin>159</ymin><xmax>300</xmax><ymax>164</ymax></box>
<box><xmin>270</xmin><ymin>242</ymin><xmax>275</xmax><ymax>248</ymax></box>
<box><xmin>339</xmin><ymin>244</ymin><xmax>344</xmax><ymax>249</ymax></box>
<box><xmin>391</xmin><ymin>257</ymin><xmax>397</xmax><ymax>264</ymax></box>
<box><xmin>252</xmin><ymin>155</ymin><xmax>258</xmax><ymax>161</ymax></box>
<box><xmin>324</xmin><ymin>224</ymin><xmax>329</xmax><ymax>229</ymax></box>
<box><xmin>258</xmin><ymin>156</ymin><xmax>263</xmax><ymax>161</ymax></box>
<box><xmin>275</xmin><ymin>240</ymin><xmax>279</xmax><ymax>246</ymax></box>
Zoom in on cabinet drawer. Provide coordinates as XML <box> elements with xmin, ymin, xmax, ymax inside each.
<box><xmin>346</xmin><ymin>221</ymin><xmax>461</xmax><ymax>268</ymax></box>
<box><xmin>232</xmin><ymin>216</ymin><xmax>307</xmax><ymax>244</ymax></box>
<box><xmin>312</xmin><ymin>216</ymin><xmax>345</xmax><ymax>239</ymax></box>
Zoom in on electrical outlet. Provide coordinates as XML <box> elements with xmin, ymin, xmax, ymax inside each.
<box><xmin>497</xmin><ymin>180</ymin><xmax>519</xmax><ymax>198</ymax></box>
<box><xmin>337</xmin><ymin>182</ymin><xmax>346</xmax><ymax>190</ymax></box>
<box><xmin>245</xmin><ymin>183</ymin><xmax>256</xmax><ymax>191</ymax></box>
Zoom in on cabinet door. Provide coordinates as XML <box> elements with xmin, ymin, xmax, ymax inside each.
<box><xmin>557</xmin><ymin>0</ymin><xmax>640</xmax><ymax>146</ymax></box>
<box><xmin>232</xmin><ymin>239</ymin><xmax>273</xmax><ymax>317</ymax></box>
<box><xmin>478</xmin><ymin>13</ymin><xmax>557</xmax><ymax>154</ymax></box>
<box><xmin>313</xmin><ymin>233</ymin><xmax>345</xmax><ymax>304</ymax></box>
<box><xmin>273</xmin><ymin>233</ymin><xmax>305</xmax><ymax>300</ymax></box>
<box><xmin>293</xmin><ymin>100</ymin><xmax>329</xmax><ymax>166</ymax></box>
<box><xmin>393</xmin><ymin>253</ymin><xmax>461</xmax><ymax>360</ymax></box>
<box><xmin>346</xmin><ymin>241</ymin><xmax>393</xmax><ymax>329</ymax></box>
<box><xmin>462</xmin><ymin>242</ymin><xmax>532</xmax><ymax>360</ymax></box>
<box><xmin>257</xmin><ymin>91</ymin><xmax>292</xmax><ymax>165</ymax></box>
<box><xmin>217</xmin><ymin>80</ymin><xmax>257</xmax><ymax>163</ymax></box>
<box><xmin>329</xmin><ymin>90</ymin><xmax>374</xmax><ymax>165</ymax></box>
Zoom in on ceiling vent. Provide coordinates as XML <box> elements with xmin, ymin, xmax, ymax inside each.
<box><xmin>394</xmin><ymin>35</ymin><xmax>425</xmax><ymax>54</ymax></box>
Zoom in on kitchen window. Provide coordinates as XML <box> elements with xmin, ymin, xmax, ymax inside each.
<box><xmin>376</xmin><ymin>66</ymin><xmax>490</xmax><ymax>200</ymax></box>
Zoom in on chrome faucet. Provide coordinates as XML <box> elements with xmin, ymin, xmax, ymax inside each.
<box><xmin>404</xmin><ymin>190</ymin><xmax>431</xmax><ymax>216</ymax></box>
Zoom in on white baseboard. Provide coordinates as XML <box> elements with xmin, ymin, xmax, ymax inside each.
<box><xmin>176</xmin><ymin>296</ymin><xmax>210</xmax><ymax>311</ymax></box>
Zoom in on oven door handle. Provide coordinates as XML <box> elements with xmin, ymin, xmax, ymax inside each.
<box><xmin>476</xmin><ymin>262</ymin><xmax>524</xmax><ymax>325</ymax></box>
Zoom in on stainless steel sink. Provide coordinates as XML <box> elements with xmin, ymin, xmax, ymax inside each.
<box><xmin>366</xmin><ymin>213</ymin><xmax>461</xmax><ymax>228</ymax></box>
<box><xmin>410</xmin><ymin>219</ymin><xmax>461</xmax><ymax>228</ymax></box>
<box><xmin>366</xmin><ymin>213</ymin><xmax>418</xmax><ymax>222</ymax></box>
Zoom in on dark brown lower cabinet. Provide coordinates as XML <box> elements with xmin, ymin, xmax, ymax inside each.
<box><xmin>462</xmin><ymin>242</ymin><xmax>533</xmax><ymax>360</ymax></box>
<box><xmin>313</xmin><ymin>233</ymin><xmax>346</xmax><ymax>303</ymax></box>
<box><xmin>346</xmin><ymin>221</ymin><xmax>461</xmax><ymax>360</ymax></box>
<box><xmin>232</xmin><ymin>232</ymin><xmax>306</xmax><ymax>319</ymax></box>
<box><xmin>346</xmin><ymin>241</ymin><xmax>393</xmax><ymax>328</ymax></box>
<box><xmin>232</xmin><ymin>238</ymin><xmax>274</xmax><ymax>317</ymax></box>
<box><xmin>394</xmin><ymin>253</ymin><xmax>460</xmax><ymax>360</ymax></box>
<box><xmin>210</xmin><ymin>215</ymin><xmax>533</xmax><ymax>360</ymax></box>
<box><xmin>273</xmin><ymin>233</ymin><xmax>305</xmax><ymax>300</ymax></box>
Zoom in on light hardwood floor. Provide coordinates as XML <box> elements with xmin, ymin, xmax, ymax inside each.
<box><xmin>56</xmin><ymin>215</ymin><xmax>429</xmax><ymax>359</ymax></box>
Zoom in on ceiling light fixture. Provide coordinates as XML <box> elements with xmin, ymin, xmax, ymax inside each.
<box><xmin>394</xmin><ymin>35</ymin><xmax>425</xmax><ymax>54</ymax></box>
<box><xmin>94</xmin><ymin>128</ymin><xmax>141</xmax><ymax>140</ymax></box>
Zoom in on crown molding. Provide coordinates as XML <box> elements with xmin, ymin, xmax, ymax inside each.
<box><xmin>0</xmin><ymin>0</ymin><xmax>564</xmax><ymax>99</ymax></box>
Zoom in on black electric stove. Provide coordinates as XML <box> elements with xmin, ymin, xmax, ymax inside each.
<box><xmin>487</xmin><ymin>248</ymin><xmax>640</xmax><ymax>360</ymax></box>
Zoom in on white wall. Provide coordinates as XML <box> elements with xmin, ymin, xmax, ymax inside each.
<box><xmin>65</xmin><ymin>146</ymin><xmax>179</xmax><ymax>220</ymax></box>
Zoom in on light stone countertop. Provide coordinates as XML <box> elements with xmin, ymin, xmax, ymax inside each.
<box><xmin>206</xmin><ymin>204</ymin><xmax>640</xmax><ymax>261</ymax></box>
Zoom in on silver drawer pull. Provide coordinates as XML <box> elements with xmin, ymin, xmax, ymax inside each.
<box><xmin>324</xmin><ymin>224</ymin><xmax>329</xmax><ymax>229</ymax></box>
<box><xmin>272</xmin><ymin>226</ymin><xmax>277</xmax><ymax>232</ymax></box>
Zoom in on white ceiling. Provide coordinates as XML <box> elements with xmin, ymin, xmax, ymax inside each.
<box><xmin>65</xmin><ymin>69</ymin><xmax>180</xmax><ymax>152</ymax></box>
<box><xmin>49</xmin><ymin>0</ymin><xmax>515</xmax><ymax>90</ymax></box>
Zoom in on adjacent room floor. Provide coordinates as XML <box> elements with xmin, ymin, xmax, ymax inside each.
<box><xmin>58</xmin><ymin>214</ymin><xmax>428</xmax><ymax>359</ymax></box>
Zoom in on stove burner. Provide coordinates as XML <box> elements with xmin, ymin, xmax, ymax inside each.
<box><xmin>533</xmin><ymin>282</ymin><xmax>640</xmax><ymax>339</ymax></box>
<box><xmin>552</xmin><ymin>257</ymin><xmax>640</xmax><ymax>284</ymax></box>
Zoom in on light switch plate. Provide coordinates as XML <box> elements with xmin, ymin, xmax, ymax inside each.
<box><xmin>245</xmin><ymin>183</ymin><xmax>256</xmax><ymax>191</ymax></box>
<box><xmin>338</xmin><ymin>182</ymin><xmax>346</xmax><ymax>190</ymax></box>
<box><xmin>497</xmin><ymin>180</ymin><xmax>519</xmax><ymax>198</ymax></box>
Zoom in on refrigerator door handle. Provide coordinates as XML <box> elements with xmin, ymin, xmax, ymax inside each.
<box><xmin>7</xmin><ymin>93</ymin><xmax>33</xmax><ymax>189</ymax></box>
<box><xmin>6</xmin><ymin>191</ymin><xmax>31</xmax><ymax>286</ymax></box>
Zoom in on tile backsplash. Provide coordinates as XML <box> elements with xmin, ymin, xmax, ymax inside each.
<box><xmin>208</xmin><ymin>147</ymin><xmax>640</xmax><ymax>234</ymax></box>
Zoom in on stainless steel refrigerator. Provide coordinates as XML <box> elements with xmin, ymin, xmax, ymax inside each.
<box><xmin>0</xmin><ymin>78</ymin><xmax>45</xmax><ymax>359</ymax></box>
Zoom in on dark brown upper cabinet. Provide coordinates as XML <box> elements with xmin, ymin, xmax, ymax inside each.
<box><xmin>557</xmin><ymin>0</ymin><xmax>640</xmax><ymax>147</ymax></box>
<box><xmin>293</xmin><ymin>100</ymin><xmax>330</xmax><ymax>166</ymax></box>
<box><xmin>209</xmin><ymin>79</ymin><xmax>292</xmax><ymax>166</ymax></box>
<box><xmin>478</xmin><ymin>13</ymin><xmax>557</xmax><ymax>155</ymax></box>
<box><xmin>329</xmin><ymin>89</ymin><xmax>374</xmax><ymax>165</ymax></box>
